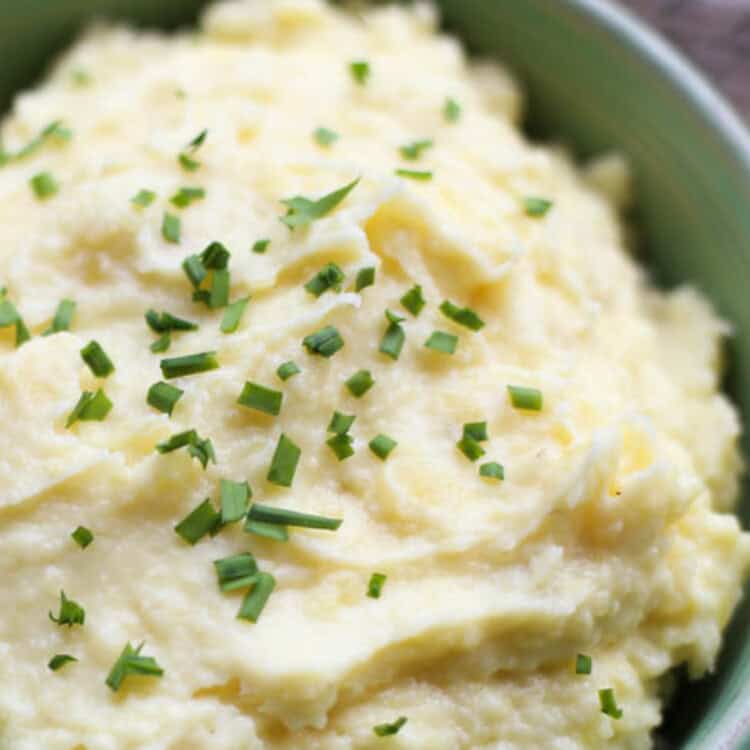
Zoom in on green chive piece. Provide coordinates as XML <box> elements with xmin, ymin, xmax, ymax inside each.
<box><xmin>48</xmin><ymin>591</ymin><xmax>85</xmax><ymax>627</ymax></box>
<box><xmin>424</xmin><ymin>330</ymin><xmax>457</xmax><ymax>354</ymax></box>
<box><xmin>439</xmin><ymin>300</ymin><xmax>485</xmax><ymax>331</ymax></box>
<box><xmin>4</xmin><ymin>121</ymin><xmax>70</xmax><ymax>164</ymax></box>
<box><xmin>599</xmin><ymin>688</ymin><xmax>623</xmax><ymax>719</ymax></box>
<box><xmin>105</xmin><ymin>642</ymin><xmax>164</xmax><ymax>692</ymax></box>
<box><xmin>65</xmin><ymin>390</ymin><xmax>112</xmax><ymax>428</ymax></box>
<box><xmin>276</xmin><ymin>361</ymin><xmax>301</xmax><ymax>381</ymax></box>
<box><xmin>174</xmin><ymin>498</ymin><xmax>221</xmax><ymax>545</ymax></box>
<box><xmin>367</xmin><ymin>572</ymin><xmax>387</xmax><ymax>599</ymax></box>
<box><xmin>30</xmin><ymin>171</ymin><xmax>59</xmax><ymax>199</ymax></box>
<box><xmin>349</xmin><ymin>60</ymin><xmax>370</xmax><ymax>85</ymax></box>
<box><xmin>314</xmin><ymin>127</ymin><xmax>339</xmax><ymax>147</ymax></box>
<box><xmin>131</xmin><ymin>189</ymin><xmax>156</xmax><ymax>208</ymax></box>
<box><xmin>523</xmin><ymin>197</ymin><xmax>553</xmax><ymax>217</ymax></box>
<box><xmin>178</xmin><ymin>129</ymin><xmax>207</xmax><ymax>172</ymax></box>
<box><xmin>220</xmin><ymin>479</ymin><xmax>251</xmax><ymax>524</ymax></box>
<box><xmin>248</xmin><ymin>502</ymin><xmax>342</xmax><ymax>531</ymax></box>
<box><xmin>507</xmin><ymin>385</ymin><xmax>543</xmax><ymax>411</ymax></box>
<box><xmin>49</xmin><ymin>654</ymin><xmax>77</xmax><ymax>671</ymax></box>
<box><xmin>369</xmin><ymin>434</ymin><xmax>397</xmax><ymax>461</ymax></box>
<box><xmin>170</xmin><ymin>186</ymin><xmax>205</xmax><ymax>209</ymax></box>
<box><xmin>150</xmin><ymin>332</ymin><xmax>171</xmax><ymax>353</ymax></box>
<box><xmin>457</xmin><ymin>435</ymin><xmax>485</xmax><ymax>462</ymax></box>
<box><xmin>280</xmin><ymin>178</ymin><xmax>360</xmax><ymax>230</ymax></box>
<box><xmin>157</xmin><ymin>430</ymin><xmax>215</xmax><ymax>469</ymax></box>
<box><xmin>71</xmin><ymin>526</ymin><xmax>94</xmax><ymax>549</ymax></box>
<box><xmin>147</xmin><ymin>381</ymin><xmax>184</xmax><ymax>416</ymax></box>
<box><xmin>379</xmin><ymin>310</ymin><xmax>405</xmax><ymax>360</ymax></box>
<box><xmin>400</xmin><ymin>284</ymin><xmax>426</xmax><ymax>316</ymax></box>
<box><xmin>444</xmin><ymin>97</ymin><xmax>462</xmax><ymax>123</ymax></box>
<box><xmin>80</xmin><ymin>340</ymin><xmax>114</xmax><ymax>377</ymax></box>
<box><xmin>162</xmin><ymin>212</ymin><xmax>181</xmax><ymax>243</ymax></box>
<box><xmin>395</xmin><ymin>168</ymin><xmax>432</xmax><ymax>181</ymax></box>
<box><xmin>374</xmin><ymin>717</ymin><xmax>407</xmax><ymax>737</ymax></box>
<box><xmin>0</xmin><ymin>294</ymin><xmax>30</xmax><ymax>347</ymax></box>
<box><xmin>221</xmin><ymin>296</ymin><xmax>250</xmax><ymax>333</ymax></box>
<box><xmin>160</xmin><ymin>351</ymin><xmax>219</xmax><ymax>379</ymax></box>
<box><xmin>200</xmin><ymin>241</ymin><xmax>230</xmax><ymax>269</ymax></box>
<box><xmin>304</xmin><ymin>263</ymin><xmax>345</xmax><ymax>297</ymax></box>
<box><xmin>267</xmin><ymin>434</ymin><xmax>301</xmax><ymax>487</ymax></box>
<box><xmin>214</xmin><ymin>552</ymin><xmax>258</xmax><ymax>592</ymax></box>
<box><xmin>237</xmin><ymin>572</ymin><xmax>276</xmax><ymax>623</ymax></box>
<box><xmin>399</xmin><ymin>139</ymin><xmax>433</xmax><ymax>161</ymax></box>
<box><xmin>463</xmin><ymin>422</ymin><xmax>488</xmax><ymax>442</ymax></box>
<box><xmin>252</xmin><ymin>238</ymin><xmax>270</xmax><ymax>254</ymax></box>
<box><xmin>237</xmin><ymin>381</ymin><xmax>283</xmax><ymax>416</ymax></box>
<box><xmin>355</xmin><ymin>266</ymin><xmax>375</xmax><ymax>292</ymax></box>
<box><xmin>182</xmin><ymin>255</ymin><xmax>206</xmax><ymax>288</ymax></box>
<box><xmin>303</xmin><ymin>325</ymin><xmax>344</xmax><ymax>358</ymax></box>
<box><xmin>43</xmin><ymin>299</ymin><xmax>76</xmax><ymax>335</ymax></box>
<box><xmin>345</xmin><ymin>369</ymin><xmax>374</xmax><ymax>398</ymax></box>
<box><xmin>479</xmin><ymin>462</ymin><xmax>504</xmax><ymax>481</ymax></box>
<box><xmin>14</xmin><ymin>317</ymin><xmax>31</xmax><ymax>347</ymax></box>
<box><xmin>327</xmin><ymin>433</ymin><xmax>355</xmax><ymax>461</ymax></box>
<box><xmin>209</xmin><ymin>268</ymin><xmax>230</xmax><ymax>309</ymax></box>
<box><xmin>328</xmin><ymin>411</ymin><xmax>355</xmax><ymax>435</ymax></box>
<box><xmin>145</xmin><ymin>309</ymin><xmax>198</xmax><ymax>333</ymax></box>
<box><xmin>244</xmin><ymin>519</ymin><xmax>289</xmax><ymax>542</ymax></box>
<box><xmin>576</xmin><ymin>654</ymin><xmax>592</xmax><ymax>675</ymax></box>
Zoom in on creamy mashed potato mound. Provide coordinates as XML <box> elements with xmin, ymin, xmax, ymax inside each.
<box><xmin>1</xmin><ymin>1</ymin><xmax>749</xmax><ymax>748</ymax></box>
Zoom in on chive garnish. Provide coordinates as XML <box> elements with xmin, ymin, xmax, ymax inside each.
<box><xmin>170</xmin><ymin>186</ymin><xmax>205</xmax><ymax>209</ymax></box>
<box><xmin>237</xmin><ymin>572</ymin><xmax>276</xmax><ymax>622</ymax></box>
<box><xmin>400</xmin><ymin>284</ymin><xmax>425</xmax><ymax>316</ymax></box>
<box><xmin>599</xmin><ymin>688</ymin><xmax>623</xmax><ymax>719</ymax></box>
<box><xmin>220</xmin><ymin>479</ymin><xmax>251</xmax><ymax>524</ymax></box>
<box><xmin>276</xmin><ymin>361</ymin><xmax>301</xmax><ymax>381</ymax></box>
<box><xmin>30</xmin><ymin>171</ymin><xmax>59</xmax><ymax>199</ymax></box>
<box><xmin>507</xmin><ymin>385</ymin><xmax>543</xmax><ymax>411</ymax></box>
<box><xmin>479</xmin><ymin>462</ymin><xmax>504</xmax><ymax>481</ymax></box>
<box><xmin>395</xmin><ymin>168</ymin><xmax>432</xmax><ymax>181</ymax></box>
<box><xmin>379</xmin><ymin>310</ymin><xmax>405</xmax><ymax>360</ymax></box>
<box><xmin>576</xmin><ymin>654</ymin><xmax>592</xmax><ymax>675</ymax></box>
<box><xmin>328</xmin><ymin>411</ymin><xmax>355</xmax><ymax>435</ymax></box>
<box><xmin>200</xmin><ymin>241</ymin><xmax>230</xmax><ymax>269</ymax></box>
<box><xmin>174</xmin><ymin>498</ymin><xmax>221</xmax><ymax>544</ymax></box>
<box><xmin>439</xmin><ymin>300</ymin><xmax>485</xmax><ymax>331</ymax></box>
<box><xmin>350</xmin><ymin>60</ymin><xmax>370</xmax><ymax>85</ymax></box>
<box><xmin>157</xmin><ymin>430</ymin><xmax>215</xmax><ymax>469</ymax></box>
<box><xmin>369</xmin><ymin>434</ymin><xmax>397</xmax><ymax>461</ymax></box>
<box><xmin>424</xmin><ymin>330</ymin><xmax>457</xmax><ymax>354</ymax></box>
<box><xmin>457</xmin><ymin>435</ymin><xmax>485</xmax><ymax>462</ymax></box>
<box><xmin>147</xmin><ymin>381</ymin><xmax>183</xmax><ymax>416</ymax></box>
<box><xmin>182</xmin><ymin>255</ymin><xmax>207</xmax><ymax>288</ymax></box>
<box><xmin>367</xmin><ymin>572</ymin><xmax>387</xmax><ymax>599</ymax></box>
<box><xmin>345</xmin><ymin>369</ymin><xmax>374</xmax><ymax>398</ymax></box>
<box><xmin>44</xmin><ymin>299</ymin><xmax>76</xmax><ymax>335</ymax></box>
<box><xmin>444</xmin><ymin>97</ymin><xmax>462</xmax><ymax>123</ymax></box>
<box><xmin>162</xmin><ymin>212</ymin><xmax>181</xmax><ymax>243</ymax></box>
<box><xmin>80</xmin><ymin>340</ymin><xmax>115</xmax><ymax>377</ymax></box>
<box><xmin>248</xmin><ymin>503</ymin><xmax>342</xmax><ymax>530</ymax></box>
<box><xmin>160</xmin><ymin>351</ymin><xmax>219</xmax><ymax>379</ymax></box>
<box><xmin>267</xmin><ymin>434</ymin><xmax>301</xmax><ymax>487</ymax></box>
<box><xmin>373</xmin><ymin>717</ymin><xmax>407</xmax><ymax>737</ymax></box>
<box><xmin>303</xmin><ymin>325</ymin><xmax>344</xmax><ymax>357</ymax></box>
<box><xmin>327</xmin><ymin>433</ymin><xmax>355</xmax><ymax>461</ymax></box>
<box><xmin>49</xmin><ymin>654</ymin><xmax>77</xmax><ymax>671</ymax></box>
<box><xmin>206</xmin><ymin>268</ymin><xmax>229</xmax><ymax>309</ymax></box>
<box><xmin>150</xmin><ymin>333</ymin><xmax>171</xmax><ymax>353</ymax></box>
<box><xmin>355</xmin><ymin>266</ymin><xmax>375</xmax><ymax>292</ymax></box>
<box><xmin>304</xmin><ymin>263</ymin><xmax>345</xmax><ymax>297</ymax></box>
<box><xmin>2</xmin><ymin>120</ymin><xmax>70</xmax><ymax>165</ymax></box>
<box><xmin>214</xmin><ymin>552</ymin><xmax>258</xmax><ymax>591</ymax></box>
<box><xmin>178</xmin><ymin>129</ymin><xmax>207</xmax><ymax>172</ymax></box>
<box><xmin>49</xmin><ymin>591</ymin><xmax>85</xmax><ymax>627</ymax></box>
<box><xmin>399</xmin><ymin>139</ymin><xmax>433</xmax><ymax>161</ymax></box>
<box><xmin>252</xmin><ymin>238</ymin><xmax>270</xmax><ymax>254</ymax></box>
<box><xmin>65</xmin><ymin>390</ymin><xmax>112</xmax><ymax>428</ymax></box>
<box><xmin>314</xmin><ymin>127</ymin><xmax>339</xmax><ymax>147</ymax></box>
<box><xmin>146</xmin><ymin>309</ymin><xmax>198</xmax><ymax>333</ymax></box>
<box><xmin>221</xmin><ymin>296</ymin><xmax>249</xmax><ymax>333</ymax></box>
<box><xmin>463</xmin><ymin>422</ymin><xmax>488</xmax><ymax>442</ymax></box>
<box><xmin>280</xmin><ymin>178</ymin><xmax>360</xmax><ymax>230</ymax></box>
<box><xmin>523</xmin><ymin>197</ymin><xmax>553</xmax><ymax>217</ymax></box>
<box><xmin>131</xmin><ymin>189</ymin><xmax>156</xmax><ymax>208</ymax></box>
<box><xmin>237</xmin><ymin>381</ymin><xmax>283</xmax><ymax>416</ymax></box>
<box><xmin>0</xmin><ymin>293</ymin><xmax>30</xmax><ymax>347</ymax></box>
<box><xmin>105</xmin><ymin>642</ymin><xmax>164</xmax><ymax>692</ymax></box>
<box><xmin>245</xmin><ymin>519</ymin><xmax>289</xmax><ymax>542</ymax></box>
<box><xmin>71</xmin><ymin>526</ymin><xmax>94</xmax><ymax>549</ymax></box>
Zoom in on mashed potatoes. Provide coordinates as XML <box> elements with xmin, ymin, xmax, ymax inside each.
<box><xmin>0</xmin><ymin>1</ymin><xmax>748</xmax><ymax>748</ymax></box>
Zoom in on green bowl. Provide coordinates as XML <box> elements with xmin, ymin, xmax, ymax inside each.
<box><xmin>2</xmin><ymin>1</ymin><xmax>750</xmax><ymax>747</ymax></box>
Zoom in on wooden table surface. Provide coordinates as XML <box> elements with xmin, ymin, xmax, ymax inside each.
<box><xmin>620</xmin><ymin>0</ymin><xmax>750</xmax><ymax>118</ymax></box>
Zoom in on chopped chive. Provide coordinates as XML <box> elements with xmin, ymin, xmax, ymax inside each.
<box><xmin>479</xmin><ymin>461</ymin><xmax>504</xmax><ymax>481</ymax></box>
<box><xmin>327</xmin><ymin>411</ymin><xmax>355</xmax><ymax>435</ymax></box>
<box><xmin>304</xmin><ymin>263</ymin><xmax>345</xmax><ymax>297</ymax></box>
<box><xmin>178</xmin><ymin>129</ymin><xmax>207</xmax><ymax>172</ymax></box>
<box><xmin>379</xmin><ymin>310</ymin><xmax>405</xmax><ymax>360</ymax></box>
<box><xmin>367</xmin><ymin>572</ymin><xmax>387</xmax><ymax>599</ymax></box>
<box><xmin>463</xmin><ymin>422</ymin><xmax>488</xmax><ymax>442</ymax></box>
<box><xmin>179</xmin><ymin>154</ymin><xmax>198</xmax><ymax>169</ymax></box>
<box><xmin>523</xmin><ymin>197</ymin><xmax>553</xmax><ymax>217</ymax></box>
<box><xmin>157</xmin><ymin>429</ymin><xmax>215</xmax><ymax>469</ymax></box>
<box><xmin>214</xmin><ymin>552</ymin><xmax>258</xmax><ymax>591</ymax></box>
<box><xmin>444</xmin><ymin>97</ymin><xmax>462</xmax><ymax>123</ymax></box>
<box><xmin>48</xmin><ymin>591</ymin><xmax>85</xmax><ymax>627</ymax></box>
<box><xmin>314</xmin><ymin>127</ymin><xmax>339</xmax><ymax>147</ymax></box>
<box><xmin>248</xmin><ymin>502</ymin><xmax>342</xmax><ymax>530</ymax></box>
<box><xmin>237</xmin><ymin>572</ymin><xmax>276</xmax><ymax>623</ymax></box>
<box><xmin>43</xmin><ymin>299</ymin><xmax>76</xmax><ymax>335</ymax></box>
<box><xmin>280</xmin><ymin>178</ymin><xmax>360</xmax><ymax>230</ymax></box>
<box><xmin>174</xmin><ymin>498</ymin><xmax>221</xmax><ymax>545</ymax></box>
<box><xmin>303</xmin><ymin>325</ymin><xmax>344</xmax><ymax>358</ymax></box>
<box><xmin>30</xmin><ymin>171</ymin><xmax>59</xmax><ymax>199</ymax></box>
<box><xmin>237</xmin><ymin>381</ymin><xmax>283</xmax><ymax>416</ymax></box>
<box><xmin>395</xmin><ymin>168</ymin><xmax>432</xmax><ymax>181</ymax></box>
<box><xmin>599</xmin><ymin>688</ymin><xmax>623</xmax><ymax>719</ymax></box>
<box><xmin>350</xmin><ymin>60</ymin><xmax>370</xmax><ymax>85</ymax></box>
<box><xmin>244</xmin><ymin>519</ymin><xmax>289</xmax><ymax>542</ymax></box>
<box><xmin>150</xmin><ymin>333</ymin><xmax>171</xmax><ymax>353</ymax></box>
<box><xmin>221</xmin><ymin>296</ymin><xmax>249</xmax><ymax>333</ymax></box>
<box><xmin>457</xmin><ymin>435</ymin><xmax>485</xmax><ymax>462</ymax></box>
<box><xmin>49</xmin><ymin>654</ymin><xmax>77</xmax><ymax>671</ymax></box>
<box><xmin>345</xmin><ymin>369</ymin><xmax>374</xmax><ymax>398</ymax></box>
<box><xmin>182</xmin><ymin>254</ymin><xmax>207</xmax><ymax>288</ymax></box>
<box><xmin>147</xmin><ymin>381</ymin><xmax>184</xmax><ymax>416</ymax></box>
<box><xmin>327</xmin><ymin>433</ymin><xmax>355</xmax><ymax>461</ymax></box>
<box><xmin>355</xmin><ymin>266</ymin><xmax>375</xmax><ymax>292</ymax></box>
<box><xmin>145</xmin><ymin>309</ymin><xmax>198</xmax><ymax>333</ymax></box>
<box><xmin>131</xmin><ymin>189</ymin><xmax>156</xmax><ymax>208</ymax></box>
<box><xmin>575</xmin><ymin>654</ymin><xmax>592</xmax><ymax>675</ymax></box>
<box><xmin>424</xmin><ymin>330</ymin><xmax>457</xmax><ymax>354</ymax></box>
<box><xmin>160</xmin><ymin>351</ymin><xmax>219</xmax><ymax>379</ymax></box>
<box><xmin>439</xmin><ymin>300</ymin><xmax>485</xmax><ymax>331</ymax></box>
<box><xmin>200</xmin><ymin>241</ymin><xmax>230</xmax><ymax>269</ymax></box>
<box><xmin>4</xmin><ymin>121</ymin><xmax>70</xmax><ymax>164</ymax></box>
<box><xmin>400</xmin><ymin>284</ymin><xmax>425</xmax><ymax>316</ymax></box>
<box><xmin>267</xmin><ymin>434</ymin><xmax>301</xmax><ymax>487</ymax></box>
<box><xmin>65</xmin><ymin>390</ymin><xmax>112</xmax><ymax>428</ymax></box>
<box><xmin>80</xmin><ymin>340</ymin><xmax>115</xmax><ymax>377</ymax></box>
<box><xmin>0</xmin><ymin>294</ymin><xmax>30</xmax><ymax>347</ymax></box>
<box><xmin>71</xmin><ymin>526</ymin><xmax>94</xmax><ymax>549</ymax></box>
<box><xmin>170</xmin><ymin>186</ymin><xmax>205</xmax><ymax>209</ymax></box>
<box><xmin>374</xmin><ymin>717</ymin><xmax>407</xmax><ymax>737</ymax></box>
<box><xmin>105</xmin><ymin>642</ymin><xmax>164</xmax><ymax>692</ymax></box>
<box><xmin>399</xmin><ymin>139</ymin><xmax>433</xmax><ymax>161</ymax></box>
<box><xmin>276</xmin><ymin>361</ymin><xmax>301</xmax><ymax>381</ymax></box>
<box><xmin>220</xmin><ymin>479</ymin><xmax>251</xmax><ymax>524</ymax></box>
<box><xmin>252</xmin><ymin>238</ymin><xmax>270</xmax><ymax>254</ymax></box>
<box><xmin>209</xmin><ymin>268</ymin><xmax>230</xmax><ymax>309</ymax></box>
<box><xmin>162</xmin><ymin>212</ymin><xmax>181</xmax><ymax>243</ymax></box>
<box><xmin>507</xmin><ymin>385</ymin><xmax>543</xmax><ymax>411</ymax></box>
<box><xmin>369</xmin><ymin>434</ymin><xmax>397</xmax><ymax>461</ymax></box>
